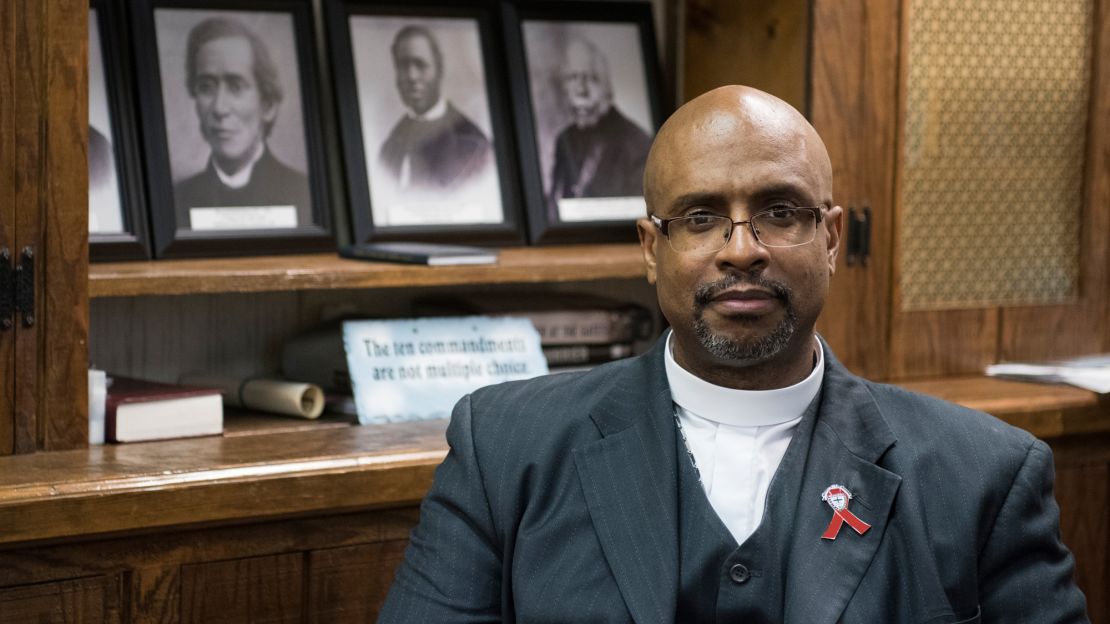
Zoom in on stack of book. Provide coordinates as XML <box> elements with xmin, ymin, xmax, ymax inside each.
<box><xmin>278</xmin><ymin>294</ymin><xmax>657</xmax><ymax>418</ymax></box>
<box><xmin>413</xmin><ymin>293</ymin><xmax>655</xmax><ymax>373</ymax></box>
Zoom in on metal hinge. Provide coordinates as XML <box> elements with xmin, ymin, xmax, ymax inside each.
<box><xmin>1</xmin><ymin>246</ymin><xmax>33</xmax><ymax>330</ymax></box>
<box><xmin>846</xmin><ymin>206</ymin><xmax>871</xmax><ymax>267</ymax></box>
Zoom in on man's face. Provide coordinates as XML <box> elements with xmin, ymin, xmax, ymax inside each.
<box><xmin>560</xmin><ymin>41</ymin><xmax>608</xmax><ymax>127</ymax></box>
<box><xmin>638</xmin><ymin>104</ymin><xmax>842</xmax><ymax>384</ymax></box>
<box><xmin>193</xmin><ymin>36</ymin><xmax>275</xmax><ymax>173</ymax></box>
<box><xmin>393</xmin><ymin>34</ymin><xmax>442</xmax><ymax>115</ymax></box>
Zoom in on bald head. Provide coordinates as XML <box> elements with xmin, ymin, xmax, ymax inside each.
<box><xmin>643</xmin><ymin>86</ymin><xmax>833</xmax><ymax>215</ymax></box>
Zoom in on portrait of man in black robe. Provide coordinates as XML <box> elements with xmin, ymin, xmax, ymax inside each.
<box><xmin>378</xmin><ymin>25</ymin><xmax>493</xmax><ymax>192</ymax></box>
<box><xmin>173</xmin><ymin>16</ymin><xmax>312</xmax><ymax>228</ymax></box>
<box><xmin>547</xmin><ymin>36</ymin><xmax>652</xmax><ymax>211</ymax></box>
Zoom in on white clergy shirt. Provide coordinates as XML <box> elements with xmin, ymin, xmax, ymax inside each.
<box><xmin>664</xmin><ymin>332</ymin><xmax>825</xmax><ymax>545</ymax></box>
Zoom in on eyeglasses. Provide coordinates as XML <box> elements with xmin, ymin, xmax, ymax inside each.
<box><xmin>651</xmin><ymin>206</ymin><xmax>824</xmax><ymax>255</ymax></box>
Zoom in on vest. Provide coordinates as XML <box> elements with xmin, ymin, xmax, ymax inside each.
<box><xmin>674</xmin><ymin>391</ymin><xmax>822</xmax><ymax>622</ymax></box>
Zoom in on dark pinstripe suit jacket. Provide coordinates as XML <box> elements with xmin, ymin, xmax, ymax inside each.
<box><xmin>379</xmin><ymin>335</ymin><xmax>1088</xmax><ymax>623</ymax></box>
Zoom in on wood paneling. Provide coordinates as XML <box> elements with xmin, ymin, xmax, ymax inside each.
<box><xmin>1054</xmin><ymin>461</ymin><xmax>1109</xmax><ymax>624</ymax></box>
<box><xmin>180</xmin><ymin>553</ymin><xmax>303</xmax><ymax>623</ymax></box>
<box><xmin>810</xmin><ymin>0</ymin><xmax>899</xmax><ymax>379</ymax></box>
<box><xmin>39</xmin><ymin>0</ymin><xmax>88</xmax><ymax>450</ymax></box>
<box><xmin>888</xmin><ymin>308</ymin><xmax>1000</xmax><ymax>379</ymax></box>
<box><xmin>0</xmin><ymin>509</ymin><xmax>419</xmax><ymax>589</ymax></box>
<box><xmin>0</xmin><ymin>510</ymin><xmax>417</xmax><ymax>623</ymax></box>
<box><xmin>682</xmin><ymin>0</ymin><xmax>808</xmax><ymax>110</ymax></box>
<box><xmin>0</xmin><ymin>576</ymin><xmax>114</xmax><ymax>624</ymax></box>
<box><xmin>307</xmin><ymin>541</ymin><xmax>409</xmax><ymax>623</ymax></box>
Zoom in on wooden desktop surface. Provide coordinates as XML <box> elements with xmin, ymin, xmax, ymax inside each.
<box><xmin>0</xmin><ymin>377</ymin><xmax>1105</xmax><ymax>548</ymax></box>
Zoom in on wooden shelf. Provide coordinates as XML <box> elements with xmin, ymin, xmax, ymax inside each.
<box><xmin>0</xmin><ymin>420</ymin><xmax>448</xmax><ymax>546</ymax></box>
<box><xmin>89</xmin><ymin>244</ymin><xmax>647</xmax><ymax>298</ymax></box>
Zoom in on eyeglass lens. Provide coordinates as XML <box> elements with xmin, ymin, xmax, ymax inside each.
<box><xmin>669</xmin><ymin>210</ymin><xmax>817</xmax><ymax>253</ymax></box>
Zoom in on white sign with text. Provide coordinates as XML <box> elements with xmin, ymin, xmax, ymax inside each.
<box><xmin>342</xmin><ymin>316</ymin><xmax>548</xmax><ymax>424</ymax></box>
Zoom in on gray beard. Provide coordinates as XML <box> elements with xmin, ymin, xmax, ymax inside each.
<box><xmin>692</xmin><ymin>275</ymin><xmax>798</xmax><ymax>363</ymax></box>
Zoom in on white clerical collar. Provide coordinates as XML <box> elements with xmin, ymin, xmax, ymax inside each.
<box><xmin>664</xmin><ymin>331</ymin><xmax>824</xmax><ymax>427</ymax></box>
<box><xmin>212</xmin><ymin>142</ymin><xmax>265</xmax><ymax>189</ymax></box>
<box><xmin>406</xmin><ymin>97</ymin><xmax>448</xmax><ymax>121</ymax></box>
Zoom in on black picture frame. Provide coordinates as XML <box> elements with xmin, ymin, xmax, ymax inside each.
<box><xmin>502</xmin><ymin>1</ymin><xmax>665</xmax><ymax>245</ymax></box>
<box><xmin>325</xmin><ymin>0</ymin><xmax>524</xmax><ymax>246</ymax></box>
<box><xmin>129</xmin><ymin>0</ymin><xmax>333</xmax><ymax>258</ymax></box>
<box><xmin>89</xmin><ymin>0</ymin><xmax>152</xmax><ymax>261</ymax></box>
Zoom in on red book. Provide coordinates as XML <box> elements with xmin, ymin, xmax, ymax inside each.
<box><xmin>105</xmin><ymin>376</ymin><xmax>223</xmax><ymax>443</ymax></box>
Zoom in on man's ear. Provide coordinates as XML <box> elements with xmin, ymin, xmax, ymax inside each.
<box><xmin>636</xmin><ymin>218</ymin><xmax>658</xmax><ymax>285</ymax></box>
<box><xmin>262</xmin><ymin>100</ymin><xmax>280</xmax><ymax>127</ymax></box>
<box><xmin>823</xmin><ymin>205</ymin><xmax>843</xmax><ymax>275</ymax></box>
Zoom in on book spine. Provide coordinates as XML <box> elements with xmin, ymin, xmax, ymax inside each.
<box><xmin>527</xmin><ymin>308</ymin><xmax>652</xmax><ymax>345</ymax></box>
<box><xmin>542</xmin><ymin>343</ymin><xmax>635</xmax><ymax>366</ymax></box>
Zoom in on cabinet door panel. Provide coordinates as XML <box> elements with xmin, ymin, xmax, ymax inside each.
<box><xmin>306</xmin><ymin>540</ymin><xmax>408</xmax><ymax>623</ymax></box>
<box><xmin>999</xmin><ymin>2</ymin><xmax>1110</xmax><ymax>363</ymax></box>
<box><xmin>889</xmin><ymin>0</ymin><xmax>1106</xmax><ymax>377</ymax></box>
<box><xmin>0</xmin><ymin>576</ymin><xmax>110</xmax><ymax>623</ymax></box>
<box><xmin>180</xmin><ymin>553</ymin><xmax>303</xmax><ymax>623</ymax></box>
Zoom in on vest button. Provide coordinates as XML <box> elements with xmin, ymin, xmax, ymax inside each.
<box><xmin>728</xmin><ymin>563</ymin><xmax>751</xmax><ymax>584</ymax></box>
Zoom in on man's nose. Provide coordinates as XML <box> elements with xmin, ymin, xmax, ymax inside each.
<box><xmin>211</xmin><ymin>83</ymin><xmax>231</xmax><ymax>115</ymax></box>
<box><xmin>715</xmin><ymin>218</ymin><xmax>771</xmax><ymax>271</ymax></box>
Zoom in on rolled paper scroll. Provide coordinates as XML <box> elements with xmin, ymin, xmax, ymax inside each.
<box><xmin>179</xmin><ymin>374</ymin><xmax>324</xmax><ymax>419</ymax></box>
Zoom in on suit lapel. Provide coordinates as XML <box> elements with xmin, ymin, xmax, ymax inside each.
<box><xmin>574</xmin><ymin>339</ymin><xmax>679</xmax><ymax>624</ymax></box>
<box><xmin>785</xmin><ymin>343</ymin><xmax>902</xmax><ymax>624</ymax></box>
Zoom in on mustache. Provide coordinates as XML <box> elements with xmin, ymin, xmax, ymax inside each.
<box><xmin>693</xmin><ymin>274</ymin><xmax>792</xmax><ymax>309</ymax></box>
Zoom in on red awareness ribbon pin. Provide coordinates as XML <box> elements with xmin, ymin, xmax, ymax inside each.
<box><xmin>820</xmin><ymin>484</ymin><xmax>871</xmax><ymax>540</ymax></box>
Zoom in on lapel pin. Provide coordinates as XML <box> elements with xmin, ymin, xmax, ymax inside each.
<box><xmin>820</xmin><ymin>484</ymin><xmax>871</xmax><ymax>540</ymax></box>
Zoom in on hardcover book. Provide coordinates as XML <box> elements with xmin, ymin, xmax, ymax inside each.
<box><xmin>105</xmin><ymin>376</ymin><xmax>223</xmax><ymax>443</ymax></box>
<box><xmin>413</xmin><ymin>293</ymin><xmax>654</xmax><ymax>345</ymax></box>
<box><xmin>339</xmin><ymin>242</ymin><xmax>498</xmax><ymax>266</ymax></box>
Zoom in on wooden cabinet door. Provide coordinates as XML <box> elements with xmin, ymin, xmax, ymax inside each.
<box><xmin>809</xmin><ymin>0</ymin><xmax>900</xmax><ymax>379</ymax></box>
<box><xmin>180</xmin><ymin>553</ymin><xmax>304</xmax><ymax>623</ymax></box>
<box><xmin>0</xmin><ymin>0</ymin><xmax>15</xmax><ymax>454</ymax></box>
<box><xmin>0</xmin><ymin>0</ymin><xmax>89</xmax><ymax>454</ymax></box>
<box><xmin>887</xmin><ymin>0</ymin><xmax>1110</xmax><ymax>378</ymax></box>
<box><xmin>306</xmin><ymin>541</ymin><xmax>409</xmax><ymax>623</ymax></box>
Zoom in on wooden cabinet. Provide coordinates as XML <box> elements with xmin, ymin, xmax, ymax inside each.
<box><xmin>684</xmin><ymin>0</ymin><xmax>1110</xmax><ymax>378</ymax></box>
<box><xmin>0</xmin><ymin>0</ymin><xmax>1107</xmax><ymax>621</ymax></box>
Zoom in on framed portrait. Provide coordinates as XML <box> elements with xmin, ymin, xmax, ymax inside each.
<box><xmin>325</xmin><ymin>0</ymin><xmax>524</xmax><ymax>246</ymax></box>
<box><xmin>503</xmin><ymin>1</ymin><xmax>665</xmax><ymax>244</ymax></box>
<box><xmin>129</xmin><ymin>0</ymin><xmax>333</xmax><ymax>258</ymax></box>
<box><xmin>89</xmin><ymin>0</ymin><xmax>151</xmax><ymax>261</ymax></box>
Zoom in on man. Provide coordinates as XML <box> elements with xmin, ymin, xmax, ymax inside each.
<box><xmin>548</xmin><ymin>36</ymin><xmax>652</xmax><ymax>212</ymax></box>
<box><xmin>379</xmin><ymin>86</ymin><xmax>1088</xmax><ymax>622</ymax></box>
<box><xmin>174</xmin><ymin>17</ymin><xmax>311</xmax><ymax>228</ymax></box>
<box><xmin>378</xmin><ymin>25</ymin><xmax>493</xmax><ymax>191</ymax></box>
